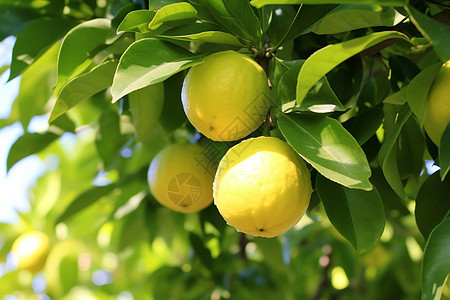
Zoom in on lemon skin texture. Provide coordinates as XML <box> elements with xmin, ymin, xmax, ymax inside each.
<box><xmin>213</xmin><ymin>137</ymin><xmax>312</xmax><ymax>237</ymax></box>
<box><xmin>11</xmin><ymin>231</ymin><xmax>51</xmax><ymax>273</ymax></box>
<box><xmin>181</xmin><ymin>51</ymin><xmax>270</xmax><ymax>141</ymax></box>
<box><xmin>424</xmin><ymin>60</ymin><xmax>450</xmax><ymax>146</ymax></box>
<box><xmin>148</xmin><ymin>143</ymin><xmax>215</xmax><ymax>213</ymax></box>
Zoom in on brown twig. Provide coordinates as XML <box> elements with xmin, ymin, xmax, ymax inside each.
<box><xmin>310</xmin><ymin>245</ymin><xmax>333</xmax><ymax>300</ymax></box>
<box><xmin>238</xmin><ymin>233</ymin><xmax>248</xmax><ymax>260</ymax></box>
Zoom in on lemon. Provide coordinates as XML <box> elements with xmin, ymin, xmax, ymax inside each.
<box><xmin>148</xmin><ymin>143</ymin><xmax>216</xmax><ymax>213</ymax></box>
<box><xmin>129</xmin><ymin>83</ymin><xmax>165</xmax><ymax>142</ymax></box>
<box><xmin>181</xmin><ymin>51</ymin><xmax>270</xmax><ymax>141</ymax></box>
<box><xmin>213</xmin><ymin>137</ymin><xmax>312</xmax><ymax>237</ymax></box>
<box><xmin>424</xmin><ymin>60</ymin><xmax>450</xmax><ymax>146</ymax></box>
<box><xmin>11</xmin><ymin>231</ymin><xmax>51</xmax><ymax>273</ymax></box>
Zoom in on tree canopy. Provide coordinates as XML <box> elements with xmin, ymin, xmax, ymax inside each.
<box><xmin>0</xmin><ymin>0</ymin><xmax>449</xmax><ymax>299</ymax></box>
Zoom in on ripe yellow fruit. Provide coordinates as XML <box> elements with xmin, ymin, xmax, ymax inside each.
<box><xmin>148</xmin><ymin>143</ymin><xmax>215</xmax><ymax>213</ymax></box>
<box><xmin>424</xmin><ymin>60</ymin><xmax>450</xmax><ymax>146</ymax></box>
<box><xmin>10</xmin><ymin>231</ymin><xmax>51</xmax><ymax>273</ymax></box>
<box><xmin>213</xmin><ymin>137</ymin><xmax>312</xmax><ymax>237</ymax></box>
<box><xmin>129</xmin><ymin>83</ymin><xmax>165</xmax><ymax>142</ymax></box>
<box><xmin>181</xmin><ymin>51</ymin><xmax>270</xmax><ymax>141</ymax></box>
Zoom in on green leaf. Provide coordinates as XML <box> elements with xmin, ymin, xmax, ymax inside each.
<box><xmin>312</xmin><ymin>5</ymin><xmax>401</xmax><ymax>35</ymax></box>
<box><xmin>296</xmin><ymin>31</ymin><xmax>410</xmax><ymax>105</ymax></box>
<box><xmin>56</xmin><ymin>184</ymin><xmax>117</xmax><ymax>223</ymax></box>
<box><xmin>161</xmin><ymin>22</ymin><xmax>222</xmax><ymax>35</ymax></box>
<box><xmin>0</xmin><ymin>6</ymin><xmax>39</xmax><ymax>42</ymax></box>
<box><xmin>274</xmin><ymin>4</ymin><xmax>338</xmax><ymax>48</ymax></box>
<box><xmin>378</xmin><ymin>104</ymin><xmax>411</xmax><ymax>199</ymax></box>
<box><xmin>49</xmin><ymin>59</ymin><xmax>118</xmax><ymax>123</ymax></box>
<box><xmin>7</xmin><ymin>132</ymin><xmax>59</xmax><ymax>172</ymax></box>
<box><xmin>258</xmin><ymin>5</ymin><xmax>273</xmax><ymax>34</ymax></box>
<box><xmin>265</xmin><ymin>5</ymin><xmax>296</xmax><ymax>46</ymax></box>
<box><xmin>148</xmin><ymin>2</ymin><xmax>197</xmax><ymax>31</ymax></box>
<box><xmin>1</xmin><ymin>0</ymin><xmax>65</xmax><ymax>15</ymax></box>
<box><xmin>111</xmin><ymin>2</ymin><xmax>142</xmax><ymax>30</ymax></box>
<box><xmin>59</xmin><ymin>256</ymin><xmax>79</xmax><ymax>295</ymax></box>
<box><xmin>407</xmin><ymin>6</ymin><xmax>450</xmax><ymax>62</ymax></box>
<box><xmin>222</xmin><ymin>0</ymin><xmax>262</xmax><ymax>45</ymax></box>
<box><xmin>150</xmin><ymin>0</ymin><xmax>183</xmax><ymax>10</ymax></box>
<box><xmin>273</xmin><ymin>59</ymin><xmax>304</xmax><ymax>106</ymax></box>
<box><xmin>111</xmin><ymin>38</ymin><xmax>204</xmax><ymax>102</ymax></box>
<box><xmin>396</xmin><ymin>116</ymin><xmax>425</xmax><ymax>179</ymax></box>
<box><xmin>421</xmin><ymin>218</ymin><xmax>450</xmax><ymax>300</ymax></box>
<box><xmin>51</xmin><ymin>113</ymin><xmax>76</xmax><ymax>133</ymax></box>
<box><xmin>371</xmin><ymin>167</ymin><xmax>410</xmax><ymax>218</ymax></box>
<box><xmin>274</xmin><ymin>60</ymin><xmax>345</xmax><ymax>113</ymax></box>
<box><xmin>345</xmin><ymin>105</ymin><xmax>384</xmax><ymax>145</ymax></box>
<box><xmin>269</xmin><ymin>57</ymin><xmax>306</xmax><ymax>88</ymax></box>
<box><xmin>407</xmin><ymin>63</ymin><xmax>441</xmax><ymax>126</ymax></box>
<box><xmin>356</xmin><ymin>76</ymin><xmax>378</xmax><ymax>108</ymax></box>
<box><xmin>250</xmin><ymin>0</ymin><xmax>406</xmax><ymax>8</ymax></box>
<box><xmin>317</xmin><ymin>175</ymin><xmax>385</xmax><ymax>254</ymax></box>
<box><xmin>117</xmin><ymin>10</ymin><xmax>156</xmax><ymax>33</ymax></box>
<box><xmin>0</xmin><ymin>271</ymin><xmax>21</xmax><ymax>295</ymax></box>
<box><xmin>0</xmin><ymin>65</ymin><xmax>9</xmax><ymax>77</ymax></box>
<box><xmin>9</xmin><ymin>17</ymin><xmax>78</xmax><ymax>81</ymax></box>
<box><xmin>12</xmin><ymin>42</ymin><xmax>59</xmax><ymax>129</ymax></box>
<box><xmin>55</xmin><ymin>18</ymin><xmax>115</xmax><ymax>96</ymax></box>
<box><xmin>383</xmin><ymin>85</ymin><xmax>408</xmax><ymax>105</ymax></box>
<box><xmin>189</xmin><ymin>233</ymin><xmax>214</xmax><ymax>267</ymax></box>
<box><xmin>95</xmin><ymin>109</ymin><xmax>124</xmax><ymax>167</ymax></box>
<box><xmin>129</xmin><ymin>83</ymin><xmax>165</xmax><ymax>142</ymax></box>
<box><xmin>283</xmin><ymin>77</ymin><xmax>346</xmax><ymax>113</ymax></box>
<box><xmin>158</xmin><ymin>72</ymin><xmax>189</xmax><ymax>133</ymax></box>
<box><xmin>440</xmin><ymin>124</ymin><xmax>450</xmax><ymax>180</ymax></box>
<box><xmin>278</xmin><ymin>113</ymin><xmax>372</xmax><ymax>190</ymax></box>
<box><xmin>194</xmin><ymin>0</ymin><xmax>259</xmax><ymax>44</ymax></box>
<box><xmin>388</xmin><ymin>54</ymin><xmax>420</xmax><ymax>92</ymax></box>
<box><xmin>297</xmin><ymin>76</ymin><xmax>346</xmax><ymax>113</ymax></box>
<box><xmin>159</xmin><ymin>30</ymin><xmax>244</xmax><ymax>46</ymax></box>
<box><xmin>254</xmin><ymin>238</ymin><xmax>287</xmax><ymax>270</ymax></box>
<box><xmin>119</xmin><ymin>201</ymin><xmax>146</xmax><ymax>250</ymax></box>
<box><xmin>415</xmin><ymin>172</ymin><xmax>450</xmax><ymax>240</ymax></box>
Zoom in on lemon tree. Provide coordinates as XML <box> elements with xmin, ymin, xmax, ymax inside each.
<box><xmin>214</xmin><ymin>137</ymin><xmax>311</xmax><ymax>237</ymax></box>
<box><xmin>1</xmin><ymin>0</ymin><xmax>450</xmax><ymax>299</ymax></box>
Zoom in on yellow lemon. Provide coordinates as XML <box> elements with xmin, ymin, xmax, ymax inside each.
<box><xmin>181</xmin><ymin>51</ymin><xmax>270</xmax><ymax>141</ymax></box>
<box><xmin>148</xmin><ymin>143</ymin><xmax>216</xmax><ymax>213</ymax></box>
<box><xmin>11</xmin><ymin>231</ymin><xmax>51</xmax><ymax>273</ymax></box>
<box><xmin>424</xmin><ymin>60</ymin><xmax>450</xmax><ymax>146</ymax></box>
<box><xmin>213</xmin><ymin>136</ymin><xmax>312</xmax><ymax>237</ymax></box>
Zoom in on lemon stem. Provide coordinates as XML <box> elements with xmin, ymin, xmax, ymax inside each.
<box><xmin>238</xmin><ymin>233</ymin><xmax>248</xmax><ymax>260</ymax></box>
<box><xmin>262</xmin><ymin>112</ymin><xmax>271</xmax><ymax>137</ymax></box>
<box><xmin>254</xmin><ymin>47</ymin><xmax>273</xmax><ymax>137</ymax></box>
<box><xmin>255</xmin><ymin>47</ymin><xmax>274</xmax><ymax>137</ymax></box>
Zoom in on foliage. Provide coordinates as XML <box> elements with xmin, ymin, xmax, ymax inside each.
<box><xmin>0</xmin><ymin>0</ymin><xmax>449</xmax><ymax>299</ymax></box>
